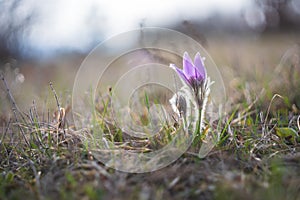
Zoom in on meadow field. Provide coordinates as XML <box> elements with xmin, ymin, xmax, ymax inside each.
<box><xmin>1</xmin><ymin>32</ymin><xmax>300</xmax><ymax>200</ymax></box>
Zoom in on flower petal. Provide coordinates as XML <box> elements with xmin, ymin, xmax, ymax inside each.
<box><xmin>194</xmin><ymin>52</ymin><xmax>206</xmax><ymax>80</ymax></box>
<box><xmin>183</xmin><ymin>52</ymin><xmax>195</xmax><ymax>78</ymax></box>
<box><xmin>170</xmin><ymin>63</ymin><xmax>190</xmax><ymax>86</ymax></box>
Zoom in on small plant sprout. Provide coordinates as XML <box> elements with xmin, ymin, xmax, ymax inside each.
<box><xmin>170</xmin><ymin>52</ymin><xmax>213</xmax><ymax>144</ymax></box>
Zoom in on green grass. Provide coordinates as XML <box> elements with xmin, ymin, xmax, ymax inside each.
<box><xmin>1</xmin><ymin>71</ymin><xmax>299</xmax><ymax>200</ymax></box>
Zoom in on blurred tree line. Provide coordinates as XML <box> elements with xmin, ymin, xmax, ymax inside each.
<box><xmin>0</xmin><ymin>0</ymin><xmax>35</xmax><ymax>63</ymax></box>
<box><xmin>0</xmin><ymin>0</ymin><xmax>299</xmax><ymax>63</ymax></box>
<box><xmin>256</xmin><ymin>0</ymin><xmax>300</xmax><ymax>30</ymax></box>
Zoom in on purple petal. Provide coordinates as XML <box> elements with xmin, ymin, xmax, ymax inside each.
<box><xmin>194</xmin><ymin>52</ymin><xmax>206</xmax><ymax>79</ymax></box>
<box><xmin>170</xmin><ymin>63</ymin><xmax>190</xmax><ymax>85</ymax></box>
<box><xmin>183</xmin><ymin>52</ymin><xmax>195</xmax><ymax>78</ymax></box>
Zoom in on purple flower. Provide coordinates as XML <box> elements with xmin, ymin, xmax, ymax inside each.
<box><xmin>170</xmin><ymin>52</ymin><xmax>206</xmax><ymax>93</ymax></box>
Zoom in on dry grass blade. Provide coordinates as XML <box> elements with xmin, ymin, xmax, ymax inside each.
<box><xmin>263</xmin><ymin>94</ymin><xmax>283</xmax><ymax>138</ymax></box>
<box><xmin>297</xmin><ymin>115</ymin><xmax>300</xmax><ymax>132</ymax></box>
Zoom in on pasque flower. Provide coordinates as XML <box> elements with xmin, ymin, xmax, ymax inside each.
<box><xmin>170</xmin><ymin>52</ymin><xmax>207</xmax><ymax>106</ymax></box>
<box><xmin>170</xmin><ymin>52</ymin><xmax>217</xmax><ymax>158</ymax></box>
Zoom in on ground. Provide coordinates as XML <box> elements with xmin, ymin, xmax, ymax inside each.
<box><xmin>1</xmin><ymin>32</ymin><xmax>300</xmax><ymax>200</ymax></box>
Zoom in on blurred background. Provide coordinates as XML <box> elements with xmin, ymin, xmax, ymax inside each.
<box><xmin>1</xmin><ymin>0</ymin><xmax>300</xmax><ymax>114</ymax></box>
<box><xmin>1</xmin><ymin>0</ymin><xmax>300</xmax><ymax>59</ymax></box>
<box><xmin>1</xmin><ymin>0</ymin><xmax>300</xmax><ymax>60</ymax></box>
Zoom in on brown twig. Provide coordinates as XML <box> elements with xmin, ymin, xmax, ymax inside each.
<box><xmin>49</xmin><ymin>82</ymin><xmax>61</xmax><ymax>111</ymax></box>
<box><xmin>0</xmin><ymin>118</ymin><xmax>12</xmax><ymax>147</ymax></box>
<box><xmin>0</xmin><ymin>72</ymin><xmax>29</xmax><ymax>146</ymax></box>
<box><xmin>49</xmin><ymin>82</ymin><xmax>66</xmax><ymax>137</ymax></box>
